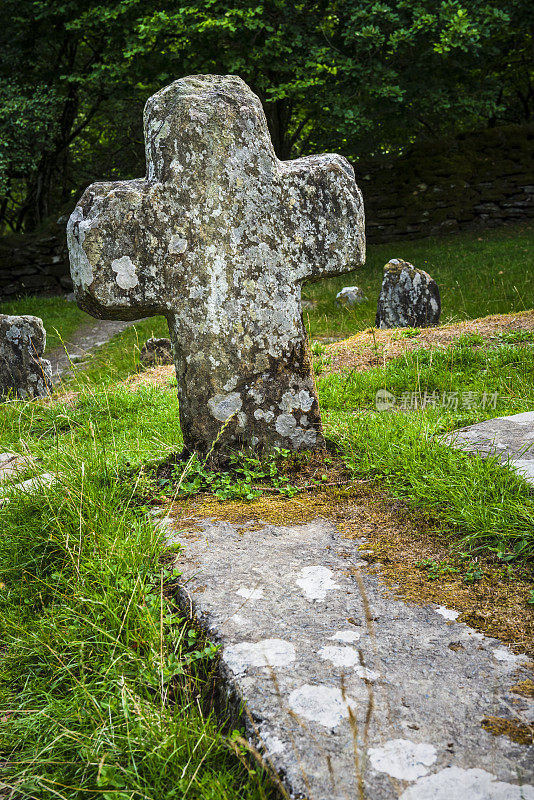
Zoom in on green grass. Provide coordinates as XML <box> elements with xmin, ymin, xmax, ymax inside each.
<box><xmin>0</xmin><ymin>386</ymin><xmax>275</xmax><ymax>799</ymax></box>
<box><xmin>319</xmin><ymin>336</ymin><xmax>534</xmax><ymax>561</ymax></box>
<box><xmin>1</xmin><ymin>223</ymin><xmax>533</xmax><ymax>796</ymax></box>
<box><xmin>77</xmin><ymin>317</ymin><xmax>169</xmax><ymax>384</ymax></box>
<box><xmin>3</xmin><ymin>224</ymin><xmax>533</xmax><ymax>357</ymax></box>
<box><xmin>0</xmin><ymin>296</ymin><xmax>92</xmax><ymax>352</ymax></box>
<box><xmin>303</xmin><ymin>223</ymin><xmax>534</xmax><ymax>338</ymax></box>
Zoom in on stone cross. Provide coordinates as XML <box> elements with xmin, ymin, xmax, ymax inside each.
<box><xmin>67</xmin><ymin>75</ymin><xmax>364</xmax><ymax>454</ymax></box>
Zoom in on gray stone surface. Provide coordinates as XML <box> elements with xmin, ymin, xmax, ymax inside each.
<box><xmin>0</xmin><ymin>314</ymin><xmax>52</xmax><ymax>400</ymax></box>
<box><xmin>67</xmin><ymin>74</ymin><xmax>364</xmax><ymax>455</ymax></box>
<box><xmin>336</xmin><ymin>285</ymin><xmax>366</xmax><ymax>306</ymax></box>
<box><xmin>446</xmin><ymin>411</ymin><xmax>534</xmax><ymax>486</ymax></box>
<box><xmin>168</xmin><ymin>518</ymin><xmax>533</xmax><ymax>800</ymax></box>
<box><xmin>139</xmin><ymin>337</ymin><xmax>173</xmax><ymax>367</ymax></box>
<box><xmin>0</xmin><ymin>452</ymin><xmax>34</xmax><ymax>482</ymax></box>
<box><xmin>375</xmin><ymin>259</ymin><xmax>440</xmax><ymax>329</ymax></box>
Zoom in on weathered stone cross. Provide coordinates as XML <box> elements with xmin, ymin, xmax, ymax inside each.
<box><xmin>67</xmin><ymin>75</ymin><xmax>364</xmax><ymax>454</ymax></box>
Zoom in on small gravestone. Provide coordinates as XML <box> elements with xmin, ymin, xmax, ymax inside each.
<box><xmin>335</xmin><ymin>285</ymin><xmax>366</xmax><ymax>307</ymax></box>
<box><xmin>375</xmin><ymin>259</ymin><xmax>440</xmax><ymax>329</ymax></box>
<box><xmin>0</xmin><ymin>315</ymin><xmax>52</xmax><ymax>400</ymax></box>
<box><xmin>140</xmin><ymin>337</ymin><xmax>173</xmax><ymax>368</ymax></box>
<box><xmin>67</xmin><ymin>75</ymin><xmax>364</xmax><ymax>454</ymax></box>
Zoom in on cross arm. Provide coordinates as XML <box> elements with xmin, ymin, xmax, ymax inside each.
<box><xmin>281</xmin><ymin>154</ymin><xmax>365</xmax><ymax>283</ymax></box>
<box><xmin>67</xmin><ymin>179</ymin><xmax>171</xmax><ymax>320</ymax></box>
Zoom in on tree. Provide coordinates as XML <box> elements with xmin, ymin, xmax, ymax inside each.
<box><xmin>0</xmin><ymin>0</ymin><xmax>531</xmax><ymax>234</ymax></box>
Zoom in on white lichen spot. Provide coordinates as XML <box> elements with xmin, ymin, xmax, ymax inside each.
<box><xmin>236</xmin><ymin>587</ymin><xmax>264</xmax><ymax>601</ymax></box>
<box><xmin>354</xmin><ymin>665</ymin><xmax>380</xmax><ymax>681</ymax></box>
<box><xmin>298</xmin><ymin>389</ymin><xmax>314</xmax><ymax>411</ymax></box>
<box><xmin>208</xmin><ymin>392</ymin><xmax>242</xmax><ymax>422</ymax></box>
<box><xmin>6</xmin><ymin>325</ymin><xmax>21</xmax><ymax>344</ymax></box>
<box><xmin>259</xmin><ymin>729</ymin><xmax>285</xmax><ymax>755</ymax></box>
<box><xmin>223</xmin><ymin>376</ymin><xmax>238</xmax><ymax>392</ymax></box>
<box><xmin>368</xmin><ymin>739</ymin><xmax>437</xmax><ymax>781</ymax></box>
<box><xmin>435</xmin><ymin>605</ymin><xmax>459</xmax><ymax>621</ymax></box>
<box><xmin>111</xmin><ymin>256</ymin><xmax>139</xmax><ymax>290</ymax></box>
<box><xmin>493</xmin><ymin>647</ymin><xmax>525</xmax><ymax>665</ymax></box>
<box><xmin>296</xmin><ymin>566</ymin><xmax>339</xmax><ymax>601</ymax></box>
<box><xmin>168</xmin><ymin>234</ymin><xmax>188</xmax><ymax>254</ymax></box>
<box><xmin>318</xmin><ymin>645</ymin><xmax>359</xmax><ymax>668</ymax></box>
<box><xmin>275</xmin><ymin>413</ymin><xmax>296</xmax><ymax>436</ymax></box>
<box><xmin>224</xmin><ymin>639</ymin><xmax>296</xmax><ymax>675</ymax></box>
<box><xmin>330</xmin><ymin>630</ymin><xmax>361</xmax><ymax>643</ymax></box>
<box><xmin>399</xmin><ymin>767</ymin><xmax>534</xmax><ymax>800</ymax></box>
<box><xmin>288</xmin><ymin>684</ymin><xmax>357</xmax><ymax>729</ymax></box>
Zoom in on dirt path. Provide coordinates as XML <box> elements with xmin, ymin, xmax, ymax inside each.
<box><xmin>47</xmin><ymin>319</ymin><xmax>139</xmax><ymax>382</ymax></box>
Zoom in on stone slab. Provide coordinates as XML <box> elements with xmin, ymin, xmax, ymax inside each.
<box><xmin>0</xmin><ymin>452</ymin><xmax>35</xmax><ymax>482</ymax></box>
<box><xmin>167</xmin><ymin>518</ymin><xmax>533</xmax><ymax>800</ymax></box>
<box><xmin>446</xmin><ymin>411</ymin><xmax>534</xmax><ymax>486</ymax></box>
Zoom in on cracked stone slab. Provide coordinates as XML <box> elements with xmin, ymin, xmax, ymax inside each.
<box><xmin>168</xmin><ymin>519</ymin><xmax>533</xmax><ymax>800</ymax></box>
<box><xmin>445</xmin><ymin>411</ymin><xmax>534</xmax><ymax>486</ymax></box>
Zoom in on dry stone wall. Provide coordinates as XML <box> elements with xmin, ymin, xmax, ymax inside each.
<box><xmin>0</xmin><ymin>219</ymin><xmax>72</xmax><ymax>301</ymax></box>
<box><xmin>0</xmin><ymin>124</ymin><xmax>533</xmax><ymax>303</ymax></box>
<box><xmin>359</xmin><ymin>123</ymin><xmax>534</xmax><ymax>243</ymax></box>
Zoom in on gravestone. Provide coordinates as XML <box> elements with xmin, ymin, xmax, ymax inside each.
<box><xmin>336</xmin><ymin>285</ymin><xmax>366</xmax><ymax>306</ymax></box>
<box><xmin>139</xmin><ymin>337</ymin><xmax>173</xmax><ymax>368</ymax></box>
<box><xmin>376</xmin><ymin>259</ymin><xmax>440</xmax><ymax>329</ymax></box>
<box><xmin>67</xmin><ymin>75</ymin><xmax>364</xmax><ymax>454</ymax></box>
<box><xmin>0</xmin><ymin>314</ymin><xmax>52</xmax><ymax>400</ymax></box>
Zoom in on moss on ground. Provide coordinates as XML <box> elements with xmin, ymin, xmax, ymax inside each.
<box><xmin>158</xmin><ymin>478</ymin><xmax>534</xmax><ymax>657</ymax></box>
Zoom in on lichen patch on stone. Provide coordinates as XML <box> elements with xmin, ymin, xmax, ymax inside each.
<box><xmin>295</xmin><ymin>565</ymin><xmax>339</xmax><ymax>601</ymax></box>
<box><xmin>399</xmin><ymin>767</ymin><xmax>534</xmax><ymax>800</ymax></box>
<box><xmin>223</xmin><ymin>638</ymin><xmax>296</xmax><ymax>675</ymax></box>
<box><xmin>111</xmin><ymin>255</ymin><xmax>139</xmax><ymax>290</ymax></box>
<box><xmin>288</xmin><ymin>684</ymin><xmax>357</xmax><ymax>728</ymax></box>
<box><xmin>368</xmin><ymin>738</ymin><xmax>437</xmax><ymax>781</ymax></box>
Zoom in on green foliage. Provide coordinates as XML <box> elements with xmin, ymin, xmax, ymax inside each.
<box><xmin>0</xmin><ymin>0</ymin><xmax>531</xmax><ymax>232</ymax></box>
<box><xmin>318</xmin><ymin>335</ymin><xmax>534</xmax><ymax>418</ymax></box>
<box><xmin>322</xmin><ymin>331</ymin><xmax>534</xmax><ymax>561</ymax></box>
<box><xmin>172</xmin><ymin>448</ymin><xmax>302</xmax><ymax>500</ymax></box>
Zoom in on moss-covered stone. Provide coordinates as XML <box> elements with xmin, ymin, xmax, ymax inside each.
<box><xmin>67</xmin><ymin>75</ymin><xmax>365</xmax><ymax>455</ymax></box>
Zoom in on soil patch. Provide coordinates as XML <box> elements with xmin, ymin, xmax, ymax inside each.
<box><xmin>325</xmin><ymin>309</ymin><xmax>534</xmax><ymax>374</ymax></box>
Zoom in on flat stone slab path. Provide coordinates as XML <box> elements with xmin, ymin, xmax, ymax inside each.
<box><xmin>168</xmin><ymin>518</ymin><xmax>533</xmax><ymax>800</ymax></box>
<box><xmin>447</xmin><ymin>411</ymin><xmax>534</xmax><ymax>486</ymax></box>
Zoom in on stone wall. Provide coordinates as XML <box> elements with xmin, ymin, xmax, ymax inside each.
<box><xmin>358</xmin><ymin>123</ymin><xmax>534</xmax><ymax>243</ymax></box>
<box><xmin>0</xmin><ymin>218</ymin><xmax>72</xmax><ymax>301</ymax></box>
<box><xmin>0</xmin><ymin>124</ymin><xmax>533</xmax><ymax>302</ymax></box>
